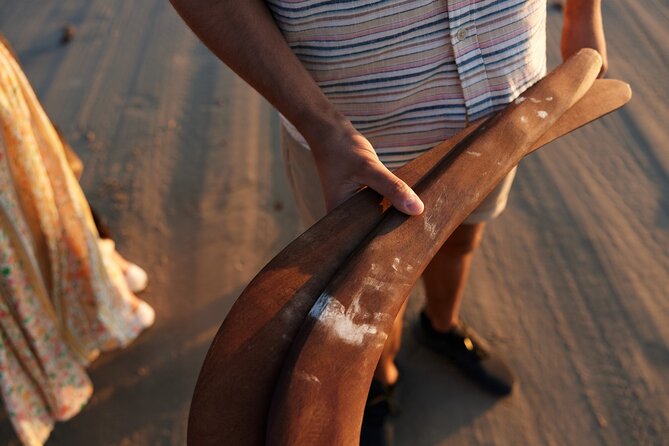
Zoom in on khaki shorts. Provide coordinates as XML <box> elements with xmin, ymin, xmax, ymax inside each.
<box><xmin>280</xmin><ymin>126</ymin><xmax>517</xmax><ymax>228</ymax></box>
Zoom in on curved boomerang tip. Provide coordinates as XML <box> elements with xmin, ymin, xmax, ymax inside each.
<box><xmin>623</xmin><ymin>82</ymin><xmax>633</xmax><ymax>100</ymax></box>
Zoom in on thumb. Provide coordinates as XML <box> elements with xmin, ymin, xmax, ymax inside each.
<box><xmin>361</xmin><ymin>161</ymin><xmax>424</xmax><ymax>215</ymax></box>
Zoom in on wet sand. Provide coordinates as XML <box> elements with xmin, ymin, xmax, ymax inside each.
<box><xmin>0</xmin><ymin>1</ymin><xmax>667</xmax><ymax>445</ymax></box>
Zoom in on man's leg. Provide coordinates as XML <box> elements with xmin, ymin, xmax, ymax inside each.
<box><xmin>371</xmin><ymin>223</ymin><xmax>483</xmax><ymax>384</ymax></box>
<box><xmin>373</xmin><ymin>220</ymin><xmax>513</xmax><ymax>396</ymax></box>
<box><xmin>422</xmin><ymin>222</ymin><xmax>485</xmax><ymax>332</ymax></box>
<box><xmin>373</xmin><ymin>300</ymin><xmax>408</xmax><ymax>386</ymax></box>
<box><xmin>416</xmin><ymin>223</ymin><xmax>514</xmax><ymax>395</ymax></box>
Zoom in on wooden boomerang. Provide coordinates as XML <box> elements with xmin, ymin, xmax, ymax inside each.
<box><xmin>188</xmin><ymin>50</ymin><xmax>631</xmax><ymax>445</ymax></box>
<box><xmin>264</xmin><ymin>49</ymin><xmax>615</xmax><ymax>445</ymax></box>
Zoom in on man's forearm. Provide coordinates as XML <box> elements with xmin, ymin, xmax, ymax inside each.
<box><xmin>564</xmin><ymin>0</ymin><xmax>601</xmax><ymax>18</ymax></box>
<box><xmin>561</xmin><ymin>0</ymin><xmax>607</xmax><ymax>76</ymax></box>
<box><xmin>169</xmin><ymin>0</ymin><xmax>347</xmax><ymax>144</ymax></box>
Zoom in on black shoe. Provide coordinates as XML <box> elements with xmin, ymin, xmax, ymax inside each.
<box><xmin>360</xmin><ymin>379</ymin><xmax>399</xmax><ymax>446</ymax></box>
<box><xmin>417</xmin><ymin>312</ymin><xmax>514</xmax><ymax>396</ymax></box>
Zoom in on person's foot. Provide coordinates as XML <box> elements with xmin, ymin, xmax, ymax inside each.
<box><xmin>108</xmin><ymin>246</ymin><xmax>149</xmax><ymax>293</ymax></box>
<box><xmin>360</xmin><ymin>379</ymin><xmax>399</xmax><ymax>446</ymax></box>
<box><xmin>417</xmin><ymin>312</ymin><xmax>514</xmax><ymax>396</ymax></box>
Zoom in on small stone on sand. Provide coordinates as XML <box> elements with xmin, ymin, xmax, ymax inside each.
<box><xmin>549</xmin><ymin>0</ymin><xmax>564</xmax><ymax>11</ymax></box>
<box><xmin>61</xmin><ymin>24</ymin><xmax>76</xmax><ymax>45</ymax></box>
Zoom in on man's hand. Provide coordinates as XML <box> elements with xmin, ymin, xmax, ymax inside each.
<box><xmin>308</xmin><ymin>123</ymin><xmax>424</xmax><ymax>215</ymax></box>
<box><xmin>561</xmin><ymin>0</ymin><xmax>608</xmax><ymax>77</ymax></box>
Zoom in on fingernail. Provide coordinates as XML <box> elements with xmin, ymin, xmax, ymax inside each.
<box><xmin>404</xmin><ymin>194</ymin><xmax>424</xmax><ymax>214</ymax></box>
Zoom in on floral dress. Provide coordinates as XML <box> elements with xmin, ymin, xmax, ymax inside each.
<box><xmin>0</xmin><ymin>41</ymin><xmax>154</xmax><ymax>445</ymax></box>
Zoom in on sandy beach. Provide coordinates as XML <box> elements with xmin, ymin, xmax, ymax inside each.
<box><xmin>0</xmin><ymin>0</ymin><xmax>667</xmax><ymax>444</ymax></box>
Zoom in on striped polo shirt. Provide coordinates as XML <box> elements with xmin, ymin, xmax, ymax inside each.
<box><xmin>266</xmin><ymin>0</ymin><xmax>547</xmax><ymax>168</ymax></box>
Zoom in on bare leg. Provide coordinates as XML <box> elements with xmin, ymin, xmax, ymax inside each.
<box><xmin>423</xmin><ymin>222</ymin><xmax>485</xmax><ymax>332</ymax></box>
<box><xmin>373</xmin><ymin>299</ymin><xmax>408</xmax><ymax>386</ymax></box>
<box><xmin>416</xmin><ymin>222</ymin><xmax>515</xmax><ymax>396</ymax></box>
<box><xmin>372</xmin><ymin>222</ymin><xmax>484</xmax><ymax>384</ymax></box>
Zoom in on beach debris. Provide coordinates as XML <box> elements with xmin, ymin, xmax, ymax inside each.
<box><xmin>61</xmin><ymin>24</ymin><xmax>76</xmax><ymax>45</ymax></box>
<box><xmin>596</xmin><ymin>414</ymin><xmax>609</xmax><ymax>428</ymax></box>
<box><xmin>111</xmin><ymin>191</ymin><xmax>129</xmax><ymax>206</ymax></box>
<box><xmin>85</xmin><ymin>129</ymin><xmax>102</xmax><ymax>151</ymax></box>
<box><xmin>549</xmin><ymin>0</ymin><xmax>564</xmax><ymax>11</ymax></box>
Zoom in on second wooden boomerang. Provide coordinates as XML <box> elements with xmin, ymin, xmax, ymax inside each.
<box><xmin>188</xmin><ymin>51</ymin><xmax>631</xmax><ymax>445</ymax></box>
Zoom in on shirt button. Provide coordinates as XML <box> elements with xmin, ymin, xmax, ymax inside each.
<box><xmin>456</xmin><ymin>28</ymin><xmax>468</xmax><ymax>41</ymax></box>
